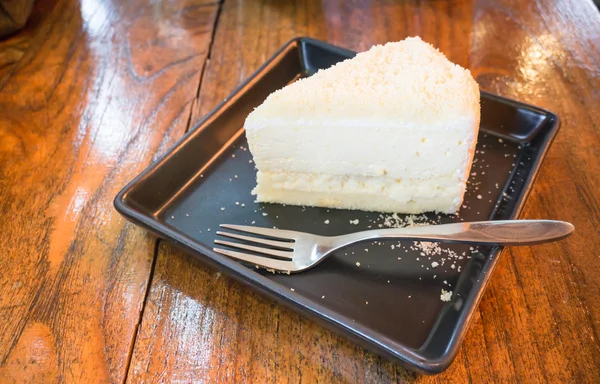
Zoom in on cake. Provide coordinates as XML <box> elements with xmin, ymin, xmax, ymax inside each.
<box><xmin>244</xmin><ymin>37</ymin><xmax>480</xmax><ymax>214</ymax></box>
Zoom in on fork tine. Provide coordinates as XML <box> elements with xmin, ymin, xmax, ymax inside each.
<box><xmin>213</xmin><ymin>247</ymin><xmax>293</xmax><ymax>272</ymax></box>
<box><xmin>216</xmin><ymin>231</ymin><xmax>294</xmax><ymax>250</ymax></box>
<box><xmin>220</xmin><ymin>224</ymin><xmax>298</xmax><ymax>240</ymax></box>
<box><xmin>214</xmin><ymin>240</ymin><xmax>293</xmax><ymax>259</ymax></box>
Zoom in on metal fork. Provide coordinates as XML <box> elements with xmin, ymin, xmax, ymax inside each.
<box><xmin>213</xmin><ymin>220</ymin><xmax>574</xmax><ymax>273</ymax></box>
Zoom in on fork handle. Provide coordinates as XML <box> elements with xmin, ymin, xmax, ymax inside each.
<box><xmin>332</xmin><ymin>220</ymin><xmax>574</xmax><ymax>249</ymax></box>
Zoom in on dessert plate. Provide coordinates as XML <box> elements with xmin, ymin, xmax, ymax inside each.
<box><xmin>114</xmin><ymin>37</ymin><xmax>560</xmax><ymax>374</ymax></box>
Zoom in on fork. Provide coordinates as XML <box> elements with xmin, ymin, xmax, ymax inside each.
<box><xmin>213</xmin><ymin>220</ymin><xmax>574</xmax><ymax>273</ymax></box>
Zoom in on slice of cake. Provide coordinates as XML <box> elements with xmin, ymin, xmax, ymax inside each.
<box><xmin>244</xmin><ymin>37</ymin><xmax>480</xmax><ymax>214</ymax></box>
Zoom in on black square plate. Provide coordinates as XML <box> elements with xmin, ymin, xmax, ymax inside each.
<box><xmin>114</xmin><ymin>38</ymin><xmax>560</xmax><ymax>374</ymax></box>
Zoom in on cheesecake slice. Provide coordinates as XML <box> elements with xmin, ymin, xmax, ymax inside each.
<box><xmin>244</xmin><ymin>37</ymin><xmax>480</xmax><ymax>214</ymax></box>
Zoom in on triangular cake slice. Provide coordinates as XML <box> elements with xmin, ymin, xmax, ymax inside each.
<box><xmin>245</xmin><ymin>37</ymin><xmax>480</xmax><ymax>214</ymax></box>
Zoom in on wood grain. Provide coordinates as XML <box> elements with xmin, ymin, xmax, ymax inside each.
<box><xmin>0</xmin><ymin>0</ymin><xmax>58</xmax><ymax>86</ymax></box>
<box><xmin>1</xmin><ymin>0</ymin><xmax>599</xmax><ymax>382</ymax></box>
<box><xmin>0</xmin><ymin>0</ymin><xmax>35</xmax><ymax>37</ymax></box>
<box><xmin>0</xmin><ymin>0</ymin><xmax>220</xmax><ymax>382</ymax></box>
<box><xmin>128</xmin><ymin>0</ymin><xmax>600</xmax><ymax>383</ymax></box>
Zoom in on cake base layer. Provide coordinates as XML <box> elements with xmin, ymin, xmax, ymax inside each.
<box><xmin>253</xmin><ymin>171</ymin><xmax>464</xmax><ymax>214</ymax></box>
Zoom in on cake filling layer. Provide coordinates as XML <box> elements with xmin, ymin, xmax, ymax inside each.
<box><xmin>247</xmin><ymin>118</ymin><xmax>477</xmax><ymax>182</ymax></box>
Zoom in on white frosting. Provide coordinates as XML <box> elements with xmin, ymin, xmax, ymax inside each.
<box><xmin>246</xmin><ymin>37</ymin><xmax>480</xmax><ymax>130</ymax></box>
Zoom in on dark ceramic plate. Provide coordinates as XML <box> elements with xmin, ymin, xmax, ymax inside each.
<box><xmin>114</xmin><ymin>38</ymin><xmax>560</xmax><ymax>374</ymax></box>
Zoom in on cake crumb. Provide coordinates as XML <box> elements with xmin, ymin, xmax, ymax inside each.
<box><xmin>366</xmin><ymin>301</ymin><xmax>369</xmax><ymax>305</ymax></box>
<box><xmin>220</xmin><ymin>207</ymin><xmax>225</xmax><ymax>211</ymax></box>
<box><xmin>290</xmin><ymin>288</ymin><xmax>295</xmax><ymax>291</ymax></box>
<box><xmin>235</xmin><ymin>202</ymin><xmax>240</xmax><ymax>205</ymax></box>
<box><xmin>251</xmin><ymin>221</ymin><xmax>256</xmax><ymax>224</ymax></box>
<box><xmin>321</xmin><ymin>295</ymin><xmax>325</xmax><ymax>299</ymax></box>
<box><xmin>477</xmin><ymin>195</ymin><xmax>483</xmax><ymax>199</ymax></box>
<box><xmin>241</xmin><ymin>203</ymin><xmax>245</xmax><ymax>207</ymax></box>
<box><xmin>431</xmin><ymin>261</ymin><xmax>439</xmax><ymax>268</ymax></box>
<box><xmin>350</xmin><ymin>219</ymin><xmax>359</xmax><ymax>225</ymax></box>
<box><xmin>262</xmin><ymin>212</ymin><xmax>268</xmax><ymax>216</ymax></box>
<box><xmin>324</xmin><ymin>219</ymin><xmax>330</xmax><ymax>224</ymax></box>
<box><xmin>356</xmin><ymin>262</ymin><xmax>361</xmax><ymax>267</ymax></box>
<box><xmin>441</xmin><ymin>289</ymin><xmax>453</xmax><ymax>302</ymax></box>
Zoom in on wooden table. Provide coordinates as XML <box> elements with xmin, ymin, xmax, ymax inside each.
<box><xmin>1</xmin><ymin>0</ymin><xmax>599</xmax><ymax>382</ymax></box>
